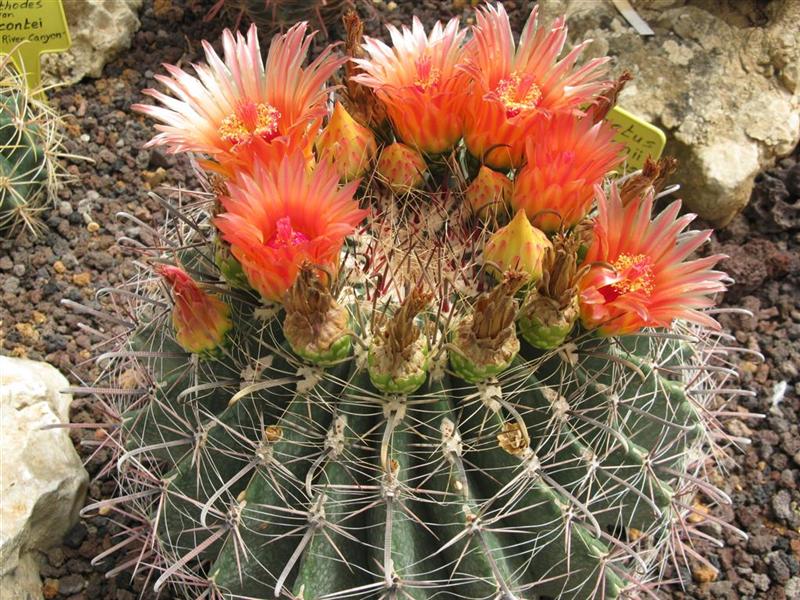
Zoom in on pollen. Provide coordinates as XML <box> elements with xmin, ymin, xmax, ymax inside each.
<box><xmin>219</xmin><ymin>102</ymin><xmax>281</xmax><ymax>149</ymax></box>
<box><xmin>495</xmin><ymin>72</ymin><xmax>542</xmax><ymax>118</ymax></box>
<box><xmin>413</xmin><ymin>55</ymin><xmax>441</xmax><ymax>93</ymax></box>
<box><xmin>611</xmin><ymin>253</ymin><xmax>655</xmax><ymax>296</ymax></box>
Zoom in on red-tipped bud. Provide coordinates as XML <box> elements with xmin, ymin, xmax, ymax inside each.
<box><xmin>316</xmin><ymin>102</ymin><xmax>378</xmax><ymax>182</ymax></box>
<box><xmin>376</xmin><ymin>142</ymin><xmax>427</xmax><ymax>191</ymax></box>
<box><xmin>157</xmin><ymin>265</ymin><xmax>232</xmax><ymax>355</ymax></box>
<box><xmin>483</xmin><ymin>210</ymin><xmax>552</xmax><ymax>281</ymax></box>
<box><xmin>466</xmin><ymin>166</ymin><xmax>512</xmax><ymax>220</ymax></box>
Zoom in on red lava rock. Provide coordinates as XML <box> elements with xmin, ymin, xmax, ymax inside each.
<box><xmin>718</xmin><ymin>237</ymin><xmax>797</xmax><ymax>301</ymax></box>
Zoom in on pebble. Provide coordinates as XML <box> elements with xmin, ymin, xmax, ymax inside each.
<box><xmin>785</xmin><ymin>577</ymin><xmax>800</xmax><ymax>598</ymax></box>
<box><xmin>57</xmin><ymin>574</ymin><xmax>85</xmax><ymax>596</ymax></box>
<box><xmin>63</xmin><ymin>523</ymin><xmax>88</xmax><ymax>549</ymax></box>
<box><xmin>772</xmin><ymin>489</ymin><xmax>797</xmax><ymax>524</ymax></box>
<box><xmin>58</xmin><ymin>201</ymin><xmax>74</xmax><ymax>217</ymax></box>
<box><xmin>42</xmin><ymin>578</ymin><xmax>59</xmax><ymax>599</ymax></box>
<box><xmin>3</xmin><ymin>276</ymin><xmax>20</xmax><ymax>294</ymax></box>
<box><xmin>72</xmin><ymin>272</ymin><xmax>92</xmax><ymax>287</ymax></box>
<box><xmin>785</xmin><ymin>163</ymin><xmax>800</xmax><ymax>196</ymax></box>
<box><xmin>46</xmin><ymin>547</ymin><xmax>65</xmax><ymax>567</ymax></box>
<box><xmin>767</xmin><ymin>550</ymin><xmax>792</xmax><ymax>584</ymax></box>
<box><xmin>752</xmin><ymin>573</ymin><xmax>770</xmax><ymax>592</ymax></box>
<box><xmin>692</xmin><ymin>563</ymin><xmax>718</xmax><ymax>583</ymax></box>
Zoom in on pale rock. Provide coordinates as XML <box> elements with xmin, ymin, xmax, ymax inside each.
<box><xmin>42</xmin><ymin>0</ymin><xmax>144</xmax><ymax>85</ymax></box>
<box><xmin>0</xmin><ymin>357</ymin><xmax>88</xmax><ymax>600</ymax></box>
<box><xmin>538</xmin><ymin>0</ymin><xmax>800</xmax><ymax>226</ymax></box>
<box><xmin>0</xmin><ymin>554</ymin><xmax>43</xmax><ymax>600</ymax></box>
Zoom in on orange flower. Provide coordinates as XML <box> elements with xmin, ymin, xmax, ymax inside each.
<box><xmin>214</xmin><ymin>152</ymin><xmax>367</xmax><ymax>302</ymax></box>
<box><xmin>352</xmin><ymin>17</ymin><xmax>466</xmax><ymax>154</ymax></box>
<box><xmin>133</xmin><ymin>23</ymin><xmax>343</xmax><ymax>170</ymax></box>
<box><xmin>460</xmin><ymin>4</ymin><xmax>611</xmax><ymax>169</ymax></box>
<box><xmin>579</xmin><ymin>185</ymin><xmax>727</xmax><ymax>336</ymax></box>
<box><xmin>512</xmin><ymin>114</ymin><xmax>624</xmax><ymax>232</ymax></box>
<box><xmin>156</xmin><ymin>265</ymin><xmax>232</xmax><ymax>355</ymax></box>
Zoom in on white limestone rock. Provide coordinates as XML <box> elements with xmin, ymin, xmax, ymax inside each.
<box><xmin>538</xmin><ymin>0</ymin><xmax>800</xmax><ymax>226</ymax></box>
<box><xmin>42</xmin><ymin>0</ymin><xmax>144</xmax><ymax>84</ymax></box>
<box><xmin>0</xmin><ymin>357</ymin><xmax>88</xmax><ymax>600</ymax></box>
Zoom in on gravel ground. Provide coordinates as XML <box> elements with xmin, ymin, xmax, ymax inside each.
<box><xmin>0</xmin><ymin>1</ymin><xmax>798</xmax><ymax>598</ymax></box>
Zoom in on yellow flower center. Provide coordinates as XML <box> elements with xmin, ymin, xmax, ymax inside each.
<box><xmin>219</xmin><ymin>101</ymin><xmax>281</xmax><ymax>149</ymax></box>
<box><xmin>495</xmin><ymin>72</ymin><xmax>542</xmax><ymax>118</ymax></box>
<box><xmin>611</xmin><ymin>253</ymin><xmax>655</xmax><ymax>296</ymax></box>
<box><xmin>414</xmin><ymin>55</ymin><xmax>441</xmax><ymax>93</ymax></box>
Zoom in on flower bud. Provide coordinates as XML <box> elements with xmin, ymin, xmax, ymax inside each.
<box><xmin>368</xmin><ymin>287</ymin><xmax>431</xmax><ymax>394</ymax></box>
<box><xmin>465</xmin><ymin>166</ymin><xmax>512</xmax><ymax>220</ymax></box>
<box><xmin>316</xmin><ymin>101</ymin><xmax>378</xmax><ymax>182</ymax></box>
<box><xmin>483</xmin><ymin>210</ymin><xmax>552</xmax><ymax>282</ymax></box>
<box><xmin>519</xmin><ymin>291</ymin><xmax>579</xmax><ymax>350</ymax></box>
<box><xmin>283</xmin><ymin>263</ymin><xmax>352</xmax><ymax>366</ymax></box>
<box><xmin>449</xmin><ymin>272</ymin><xmax>527</xmax><ymax>383</ymax></box>
<box><xmin>376</xmin><ymin>142</ymin><xmax>427</xmax><ymax>192</ymax></box>
<box><xmin>157</xmin><ymin>265</ymin><xmax>232</xmax><ymax>356</ymax></box>
<box><xmin>618</xmin><ymin>156</ymin><xmax>678</xmax><ymax>207</ymax></box>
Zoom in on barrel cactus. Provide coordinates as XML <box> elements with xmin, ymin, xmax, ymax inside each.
<box><xmin>84</xmin><ymin>5</ymin><xmax>745</xmax><ymax>599</ymax></box>
<box><xmin>0</xmin><ymin>52</ymin><xmax>66</xmax><ymax>235</ymax></box>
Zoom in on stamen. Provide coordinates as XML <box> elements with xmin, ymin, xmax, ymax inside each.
<box><xmin>495</xmin><ymin>72</ymin><xmax>542</xmax><ymax>118</ymax></box>
<box><xmin>413</xmin><ymin>55</ymin><xmax>441</xmax><ymax>93</ymax></box>
<box><xmin>219</xmin><ymin>101</ymin><xmax>281</xmax><ymax>149</ymax></box>
<box><xmin>612</xmin><ymin>253</ymin><xmax>655</xmax><ymax>296</ymax></box>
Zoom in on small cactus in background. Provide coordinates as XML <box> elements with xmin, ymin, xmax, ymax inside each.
<box><xmin>0</xmin><ymin>51</ymin><xmax>68</xmax><ymax>235</ymax></box>
<box><xmin>78</xmin><ymin>5</ymin><xmax>749</xmax><ymax>600</ymax></box>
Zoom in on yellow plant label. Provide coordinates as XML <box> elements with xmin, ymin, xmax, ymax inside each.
<box><xmin>606</xmin><ymin>106</ymin><xmax>666</xmax><ymax>170</ymax></box>
<box><xmin>0</xmin><ymin>0</ymin><xmax>71</xmax><ymax>90</ymax></box>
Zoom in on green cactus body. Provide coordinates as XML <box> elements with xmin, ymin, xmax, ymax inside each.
<box><xmin>94</xmin><ymin>237</ymin><xmax>728</xmax><ymax>600</ymax></box>
<box><xmin>0</xmin><ymin>69</ymin><xmax>65</xmax><ymax>234</ymax></box>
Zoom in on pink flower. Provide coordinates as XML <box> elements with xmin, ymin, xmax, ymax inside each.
<box><xmin>353</xmin><ymin>17</ymin><xmax>467</xmax><ymax>154</ymax></box>
<box><xmin>215</xmin><ymin>152</ymin><xmax>367</xmax><ymax>302</ymax></box>
<box><xmin>133</xmin><ymin>23</ymin><xmax>343</xmax><ymax>170</ymax></box>
<box><xmin>512</xmin><ymin>114</ymin><xmax>624</xmax><ymax>232</ymax></box>
<box><xmin>460</xmin><ymin>4</ymin><xmax>611</xmax><ymax>169</ymax></box>
<box><xmin>579</xmin><ymin>185</ymin><xmax>727</xmax><ymax>336</ymax></box>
